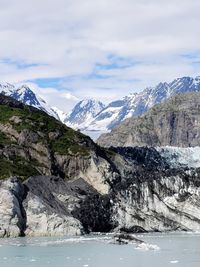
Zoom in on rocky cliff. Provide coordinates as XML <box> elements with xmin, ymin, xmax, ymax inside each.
<box><xmin>1</xmin><ymin>94</ymin><xmax>200</xmax><ymax>237</ymax></box>
<box><xmin>0</xmin><ymin>93</ymin><xmax>119</xmax><ymax>237</ymax></box>
<box><xmin>97</xmin><ymin>92</ymin><xmax>200</xmax><ymax>148</ymax></box>
<box><xmin>2</xmin><ymin>146</ymin><xmax>200</xmax><ymax>237</ymax></box>
<box><xmin>0</xmin><ymin>93</ymin><xmax>119</xmax><ymax>194</ymax></box>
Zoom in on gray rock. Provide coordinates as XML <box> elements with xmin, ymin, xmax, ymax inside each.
<box><xmin>2</xmin><ymin>145</ymin><xmax>200</xmax><ymax>237</ymax></box>
<box><xmin>0</xmin><ymin>177</ymin><xmax>25</xmax><ymax>237</ymax></box>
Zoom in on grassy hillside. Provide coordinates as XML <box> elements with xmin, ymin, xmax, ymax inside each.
<box><xmin>0</xmin><ymin>94</ymin><xmax>94</xmax><ymax>180</ymax></box>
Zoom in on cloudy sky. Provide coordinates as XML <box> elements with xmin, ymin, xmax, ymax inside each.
<box><xmin>0</xmin><ymin>0</ymin><xmax>200</xmax><ymax>111</ymax></box>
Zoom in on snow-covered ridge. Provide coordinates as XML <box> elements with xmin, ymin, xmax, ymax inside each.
<box><xmin>65</xmin><ymin>76</ymin><xmax>200</xmax><ymax>136</ymax></box>
<box><xmin>1</xmin><ymin>76</ymin><xmax>200</xmax><ymax>139</ymax></box>
<box><xmin>156</xmin><ymin>146</ymin><xmax>200</xmax><ymax>168</ymax></box>
<box><xmin>0</xmin><ymin>83</ymin><xmax>59</xmax><ymax>119</ymax></box>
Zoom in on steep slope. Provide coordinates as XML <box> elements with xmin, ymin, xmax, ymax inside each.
<box><xmin>97</xmin><ymin>92</ymin><xmax>200</xmax><ymax>147</ymax></box>
<box><xmin>64</xmin><ymin>99</ymin><xmax>105</xmax><ymax>129</ymax></box>
<box><xmin>0</xmin><ymin>83</ymin><xmax>59</xmax><ymax>119</ymax></box>
<box><xmin>110</xmin><ymin>146</ymin><xmax>200</xmax><ymax>233</ymax></box>
<box><xmin>0</xmin><ymin>93</ymin><xmax>118</xmax><ymax>194</ymax></box>
<box><xmin>85</xmin><ymin>76</ymin><xmax>200</xmax><ymax>132</ymax></box>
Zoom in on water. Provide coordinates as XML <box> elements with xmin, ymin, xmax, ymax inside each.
<box><xmin>0</xmin><ymin>233</ymin><xmax>199</xmax><ymax>267</ymax></box>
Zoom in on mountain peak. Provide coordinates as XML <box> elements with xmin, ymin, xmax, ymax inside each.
<box><xmin>0</xmin><ymin>82</ymin><xmax>59</xmax><ymax>120</ymax></box>
<box><xmin>65</xmin><ymin>98</ymin><xmax>105</xmax><ymax>129</ymax></box>
<box><xmin>78</xmin><ymin>98</ymin><xmax>105</xmax><ymax>110</ymax></box>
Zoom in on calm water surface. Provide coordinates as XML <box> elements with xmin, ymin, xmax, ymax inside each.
<box><xmin>0</xmin><ymin>233</ymin><xmax>199</xmax><ymax>267</ymax></box>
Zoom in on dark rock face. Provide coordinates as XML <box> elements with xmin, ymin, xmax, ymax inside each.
<box><xmin>23</xmin><ymin>176</ymin><xmax>107</xmax><ymax>236</ymax></box>
<box><xmin>72</xmin><ymin>193</ymin><xmax>114</xmax><ymax>233</ymax></box>
<box><xmin>2</xmin><ymin>145</ymin><xmax>200</xmax><ymax>237</ymax></box>
<box><xmin>0</xmin><ymin>175</ymin><xmax>115</xmax><ymax>237</ymax></box>
<box><xmin>97</xmin><ymin>93</ymin><xmax>200</xmax><ymax>148</ymax></box>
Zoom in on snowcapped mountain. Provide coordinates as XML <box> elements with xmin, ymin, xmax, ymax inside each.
<box><xmin>64</xmin><ymin>99</ymin><xmax>105</xmax><ymax>130</ymax></box>
<box><xmin>1</xmin><ymin>76</ymin><xmax>200</xmax><ymax>139</ymax></box>
<box><xmin>83</xmin><ymin>76</ymin><xmax>200</xmax><ymax>134</ymax></box>
<box><xmin>0</xmin><ymin>83</ymin><xmax>59</xmax><ymax>119</ymax></box>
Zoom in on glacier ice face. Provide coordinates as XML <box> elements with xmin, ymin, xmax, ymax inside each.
<box><xmin>156</xmin><ymin>146</ymin><xmax>200</xmax><ymax>168</ymax></box>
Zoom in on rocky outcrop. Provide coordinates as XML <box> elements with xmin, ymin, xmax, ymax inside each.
<box><xmin>2</xmin><ymin>146</ymin><xmax>200</xmax><ymax>236</ymax></box>
<box><xmin>110</xmin><ymin>147</ymin><xmax>200</xmax><ymax>232</ymax></box>
<box><xmin>97</xmin><ymin>93</ymin><xmax>200</xmax><ymax>148</ymax></box>
<box><xmin>24</xmin><ymin>176</ymin><xmax>84</xmax><ymax>236</ymax></box>
<box><xmin>0</xmin><ymin>94</ymin><xmax>119</xmax><ymax>194</ymax></box>
<box><xmin>0</xmin><ymin>175</ymin><xmax>115</xmax><ymax>237</ymax></box>
<box><xmin>0</xmin><ymin>177</ymin><xmax>25</xmax><ymax>237</ymax></box>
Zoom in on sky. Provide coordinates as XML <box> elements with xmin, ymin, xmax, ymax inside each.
<box><xmin>0</xmin><ymin>0</ymin><xmax>200</xmax><ymax>112</ymax></box>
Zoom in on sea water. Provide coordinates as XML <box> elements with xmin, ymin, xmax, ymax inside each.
<box><xmin>0</xmin><ymin>232</ymin><xmax>199</xmax><ymax>267</ymax></box>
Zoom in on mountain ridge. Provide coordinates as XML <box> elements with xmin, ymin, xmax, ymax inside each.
<box><xmin>64</xmin><ymin>76</ymin><xmax>200</xmax><ymax>136</ymax></box>
<box><xmin>2</xmin><ymin>76</ymin><xmax>200</xmax><ymax>139</ymax></box>
<box><xmin>0</xmin><ymin>83</ymin><xmax>59</xmax><ymax>119</ymax></box>
<box><xmin>97</xmin><ymin>92</ymin><xmax>200</xmax><ymax>148</ymax></box>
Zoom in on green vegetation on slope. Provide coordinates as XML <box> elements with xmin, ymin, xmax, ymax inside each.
<box><xmin>0</xmin><ymin>131</ymin><xmax>14</xmax><ymax>146</ymax></box>
<box><xmin>0</xmin><ymin>104</ymin><xmax>90</xmax><ymax>155</ymax></box>
<box><xmin>0</xmin><ymin>97</ymin><xmax>92</xmax><ymax>180</ymax></box>
<box><xmin>0</xmin><ymin>157</ymin><xmax>40</xmax><ymax>180</ymax></box>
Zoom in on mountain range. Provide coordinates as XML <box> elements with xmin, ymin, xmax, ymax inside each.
<box><xmin>65</xmin><ymin>76</ymin><xmax>200</xmax><ymax>136</ymax></box>
<box><xmin>97</xmin><ymin>92</ymin><xmax>200</xmax><ymax>148</ymax></box>
<box><xmin>1</xmin><ymin>76</ymin><xmax>200</xmax><ymax>139</ymax></box>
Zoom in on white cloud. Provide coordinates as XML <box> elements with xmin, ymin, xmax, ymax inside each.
<box><xmin>0</xmin><ymin>0</ymin><xmax>199</xmax><ymax>106</ymax></box>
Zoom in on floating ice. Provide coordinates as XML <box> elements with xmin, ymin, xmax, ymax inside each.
<box><xmin>170</xmin><ymin>260</ymin><xmax>179</xmax><ymax>264</ymax></box>
<box><xmin>30</xmin><ymin>258</ymin><xmax>36</xmax><ymax>262</ymax></box>
<box><xmin>135</xmin><ymin>242</ymin><xmax>160</xmax><ymax>251</ymax></box>
<box><xmin>32</xmin><ymin>236</ymin><xmax>112</xmax><ymax>247</ymax></box>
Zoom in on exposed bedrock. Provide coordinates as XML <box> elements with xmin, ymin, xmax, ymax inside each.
<box><xmin>1</xmin><ymin>146</ymin><xmax>200</xmax><ymax>237</ymax></box>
